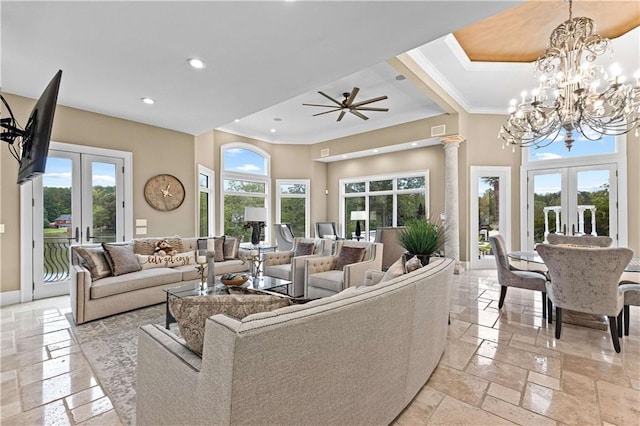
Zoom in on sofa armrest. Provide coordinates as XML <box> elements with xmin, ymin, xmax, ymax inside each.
<box><xmin>70</xmin><ymin>263</ymin><xmax>92</xmax><ymax>324</ymax></box>
<box><xmin>263</xmin><ymin>251</ymin><xmax>293</xmax><ymax>266</ymax></box>
<box><xmin>344</xmin><ymin>256</ymin><xmax>383</xmax><ymax>288</ymax></box>
<box><xmin>305</xmin><ymin>255</ymin><xmax>337</xmax><ymax>275</ymax></box>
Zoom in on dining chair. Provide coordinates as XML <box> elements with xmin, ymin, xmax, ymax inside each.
<box><xmin>315</xmin><ymin>222</ymin><xmax>344</xmax><ymax>240</ymax></box>
<box><xmin>536</xmin><ymin>244</ymin><xmax>633</xmax><ymax>353</ymax></box>
<box><xmin>619</xmin><ymin>271</ymin><xmax>640</xmax><ymax>336</ymax></box>
<box><xmin>273</xmin><ymin>223</ymin><xmax>295</xmax><ymax>252</ymax></box>
<box><xmin>546</xmin><ymin>234</ymin><xmax>613</xmax><ymax>247</ymax></box>
<box><xmin>489</xmin><ymin>235</ymin><xmax>548</xmax><ymax>319</ymax></box>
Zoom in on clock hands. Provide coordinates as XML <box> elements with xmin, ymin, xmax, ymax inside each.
<box><xmin>160</xmin><ymin>184</ymin><xmax>173</xmax><ymax>198</ymax></box>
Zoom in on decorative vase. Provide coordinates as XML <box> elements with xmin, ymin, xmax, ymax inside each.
<box><xmin>251</xmin><ymin>223</ymin><xmax>261</xmax><ymax>245</ymax></box>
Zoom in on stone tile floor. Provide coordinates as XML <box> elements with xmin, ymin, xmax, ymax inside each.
<box><xmin>1</xmin><ymin>268</ymin><xmax>638</xmax><ymax>425</ymax></box>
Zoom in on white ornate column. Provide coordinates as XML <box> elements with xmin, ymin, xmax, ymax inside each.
<box><xmin>441</xmin><ymin>134</ymin><xmax>465</xmax><ymax>273</ymax></box>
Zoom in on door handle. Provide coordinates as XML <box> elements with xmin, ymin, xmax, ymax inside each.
<box><xmin>74</xmin><ymin>227</ymin><xmax>80</xmax><ymax>243</ymax></box>
<box><xmin>86</xmin><ymin>226</ymin><xmax>93</xmax><ymax>242</ymax></box>
<box><xmin>571</xmin><ymin>224</ymin><xmax>576</xmax><ymax>236</ymax></box>
<box><xmin>562</xmin><ymin>224</ymin><xmax>567</xmax><ymax>235</ymax></box>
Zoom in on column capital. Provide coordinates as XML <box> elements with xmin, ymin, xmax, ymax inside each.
<box><xmin>440</xmin><ymin>134</ymin><xmax>466</xmax><ymax>147</ymax></box>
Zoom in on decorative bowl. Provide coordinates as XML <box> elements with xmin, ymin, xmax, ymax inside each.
<box><xmin>220</xmin><ymin>274</ymin><xmax>249</xmax><ymax>287</ymax></box>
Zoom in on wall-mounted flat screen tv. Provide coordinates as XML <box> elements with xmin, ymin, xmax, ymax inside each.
<box><xmin>16</xmin><ymin>70</ymin><xmax>63</xmax><ymax>185</ymax></box>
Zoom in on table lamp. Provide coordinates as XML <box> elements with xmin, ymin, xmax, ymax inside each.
<box><xmin>350</xmin><ymin>211</ymin><xmax>367</xmax><ymax>241</ymax></box>
<box><xmin>244</xmin><ymin>207</ymin><xmax>267</xmax><ymax>245</ymax></box>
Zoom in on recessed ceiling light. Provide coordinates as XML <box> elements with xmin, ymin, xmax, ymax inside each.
<box><xmin>187</xmin><ymin>58</ymin><xmax>206</xmax><ymax>69</ymax></box>
<box><xmin>411</xmin><ymin>142</ymin><xmax>418</xmax><ymax>146</ymax></box>
<box><xmin>270</xmin><ymin>128</ymin><xmax>276</xmax><ymax>133</ymax></box>
<box><xmin>342</xmin><ymin>155</ymin><xmax>348</xmax><ymax>158</ymax></box>
<box><xmin>234</xmin><ymin>119</ymin><xmax>240</xmax><ymax>123</ymax></box>
<box><xmin>274</xmin><ymin>117</ymin><xmax>283</xmax><ymax>122</ymax></box>
<box><xmin>372</xmin><ymin>149</ymin><xmax>379</xmax><ymax>153</ymax></box>
<box><xmin>141</xmin><ymin>97</ymin><xmax>155</xmax><ymax>105</ymax></box>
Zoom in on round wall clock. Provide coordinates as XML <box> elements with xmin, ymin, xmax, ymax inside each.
<box><xmin>144</xmin><ymin>174</ymin><xmax>185</xmax><ymax>211</ymax></box>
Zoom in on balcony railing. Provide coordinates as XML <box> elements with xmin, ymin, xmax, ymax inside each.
<box><xmin>43</xmin><ymin>233</ymin><xmax>115</xmax><ymax>283</ymax></box>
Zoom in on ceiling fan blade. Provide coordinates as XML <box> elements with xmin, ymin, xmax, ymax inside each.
<box><xmin>344</xmin><ymin>87</ymin><xmax>360</xmax><ymax>106</ymax></box>
<box><xmin>318</xmin><ymin>91</ymin><xmax>343</xmax><ymax>106</ymax></box>
<box><xmin>355</xmin><ymin>107</ymin><xmax>389</xmax><ymax>112</ymax></box>
<box><xmin>351</xmin><ymin>95</ymin><xmax>388</xmax><ymax>108</ymax></box>
<box><xmin>350</xmin><ymin>110</ymin><xmax>369</xmax><ymax>120</ymax></box>
<box><xmin>337</xmin><ymin>110</ymin><xmax>346</xmax><ymax>121</ymax></box>
<box><xmin>312</xmin><ymin>108</ymin><xmax>342</xmax><ymax>117</ymax></box>
<box><xmin>303</xmin><ymin>103</ymin><xmax>341</xmax><ymax>108</ymax></box>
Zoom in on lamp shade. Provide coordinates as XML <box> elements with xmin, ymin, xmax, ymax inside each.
<box><xmin>244</xmin><ymin>207</ymin><xmax>267</xmax><ymax>222</ymax></box>
<box><xmin>350</xmin><ymin>211</ymin><xmax>367</xmax><ymax>221</ymax></box>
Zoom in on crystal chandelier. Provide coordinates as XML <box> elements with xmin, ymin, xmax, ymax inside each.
<box><xmin>499</xmin><ymin>0</ymin><xmax>640</xmax><ymax>151</ymax></box>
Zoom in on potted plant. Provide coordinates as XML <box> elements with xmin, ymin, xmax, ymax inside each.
<box><xmin>398</xmin><ymin>218</ymin><xmax>444</xmax><ymax>266</ymax></box>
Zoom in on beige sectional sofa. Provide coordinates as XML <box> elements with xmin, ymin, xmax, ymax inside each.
<box><xmin>136</xmin><ymin>257</ymin><xmax>454</xmax><ymax>425</ymax></box>
<box><xmin>70</xmin><ymin>236</ymin><xmax>249</xmax><ymax>324</ymax></box>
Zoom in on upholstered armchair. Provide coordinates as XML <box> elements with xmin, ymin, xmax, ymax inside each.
<box><xmin>489</xmin><ymin>235</ymin><xmax>549</xmax><ymax>319</ymax></box>
<box><xmin>315</xmin><ymin>222</ymin><xmax>344</xmax><ymax>240</ymax></box>
<box><xmin>546</xmin><ymin>234</ymin><xmax>613</xmax><ymax>247</ymax></box>
<box><xmin>536</xmin><ymin>244</ymin><xmax>633</xmax><ymax>353</ymax></box>
<box><xmin>304</xmin><ymin>240</ymin><xmax>383</xmax><ymax>298</ymax></box>
<box><xmin>262</xmin><ymin>238</ymin><xmax>325</xmax><ymax>297</ymax></box>
<box><xmin>374</xmin><ymin>226</ymin><xmax>406</xmax><ymax>270</ymax></box>
<box><xmin>273</xmin><ymin>223</ymin><xmax>295</xmax><ymax>252</ymax></box>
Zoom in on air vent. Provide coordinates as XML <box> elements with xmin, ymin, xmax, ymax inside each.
<box><xmin>431</xmin><ymin>125</ymin><xmax>446</xmax><ymax>137</ymax></box>
<box><xmin>320</xmin><ymin>148</ymin><xmax>330</xmax><ymax>157</ymax></box>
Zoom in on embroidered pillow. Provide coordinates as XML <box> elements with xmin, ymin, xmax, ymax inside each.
<box><xmin>404</xmin><ymin>255</ymin><xmax>423</xmax><ymax>273</ymax></box>
<box><xmin>138</xmin><ymin>251</ymin><xmax>196</xmax><ymax>269</ymax></box>
<box><xmin>75</xmin><ymin>247</ymin><xmax>112</xmax><ymax>280</ymax></box>
<box><xmin>102</xmin><ymin>243</ymin><xmax>141</xmax><ymax>276</ymax></box>
<box><xmin>204</xmin><ymin>237</ymin><xmax>226</xmax><ymax>262</ymax></box>
<box><xmin>133</xmin><ymin>236</ymin><xmax>183</xmax><ymax>255</ymax></box>
<box><xmin>293</xmin><ymin>242</ymin><xmax>315</xmax><ymax>257</ymax></box>
<box><xmin>335</xmin><ymin>246</ymin><xmax>366</xmax><ymax>270</ymax></box>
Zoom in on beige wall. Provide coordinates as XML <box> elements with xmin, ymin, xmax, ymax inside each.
<box><xmin>0</xmin><ymin>93</ymin><xmax>195</xmax><ymax>294</ymax></box>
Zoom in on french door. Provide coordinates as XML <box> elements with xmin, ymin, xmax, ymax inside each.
<box><xmin>526</xmin><ymin>163</ymin><xmax>618</xmax><ymax>250</ymax></box>
<box><xmin>29</xmin><ymin>146</ymin><xmax>126</xmax><ymax>299</ymax></box>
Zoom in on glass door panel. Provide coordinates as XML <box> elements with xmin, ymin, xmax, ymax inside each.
<box><xmin>530</xmin><ymin>171</ymin><xmax>565</xmax><ymax>245</ymax></box>
<box><xmin>369</xmin><ymin>194</ymin><xmax>393</xmax><ymax>241</ymax></box>
<box><xmin>344</xmin><ymin>197</ymin><xmax>365</xmax><ymax>239</ymax></box>
<box><xmin>280</xmin><ymin>197</ymin><xmax>306</xmax><ymax>237</ymax></box>
<box><xmin>573</xmin><ymin>166</ymin><xmax>616</xmax><ymax>238</ymax></box>
<box><xmin>83</xmin><ymin>157</ymin><xmax>122</xmax><ymax>244</ymax></box>
<box><xmin>470</xmin><ymin>167</ymin><xmax>510</xmax><ymax>269</ymax></box>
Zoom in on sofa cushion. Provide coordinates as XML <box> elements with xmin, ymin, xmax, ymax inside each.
<box><xmin>294</xmin><ymin>242</ymin><xmax>315</xmax><ymax>257</ymax></box>
<box><xmin>263</xmin><ymin>264</ymin><xmax>290</xmax><ymax>281</ymax></box>
<box><xmin>307</xmin><ymin>270</ymin><xmax>345</xmax><ymax>293</ymax></box>
<box><xmin>381</xmin><ymin>256</ymin><xmax>405</xmax><ymax>283</ymax></box>
<box><xmin>173</xmin><ymin>264</ymin><xmax>201</xmax><ymax>281</ymax></box>
<box><xmin>90</xmin><ymin>268</ymin><xmax>181</xmax><ymax>299</ymax></box>
<box><xmin>102</xmin><ymin>243</ymin><xmax>142</xmax><ymax>276</ymax></box>
<box><xmin>215</xmin><ymin>259</ymin><xmax>250</xmax><ymax>275</ymax></box>
<box><xmin>335</xmin><ymin>246</ymin><xmax>366</xmax><ymax>270</ymax></box>
<box><xmin>133</xmin><ymin>237</ymin><xmax>184</xmax><ymax>255</ymax></box>
<box><xmin>169</xmin><ymin>293</ymin><xmax>290</xmax><ymax>354</ymax></box>
<box><xmin>75</xmin><ymin>246</ymin><xmax>112</xmax><ymax>280</ymax></box>
<box><xmin>224</xmin><ymin>236</ymin><xmax>241</xmax><ymax>260</ymax></box>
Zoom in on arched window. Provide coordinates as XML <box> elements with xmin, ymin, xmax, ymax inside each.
<box><xmin>220</xmin><ymin>144</ymin><xmax>270</xmax><ymax>242</ymax></box>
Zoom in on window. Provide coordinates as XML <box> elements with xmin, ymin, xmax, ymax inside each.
<box><xmin>198</xmin><ymin>165</ymin><xmax>215</xmax><ymax>237</ymax></box>
<box><xmin>276</xmin><ymin>180</ymin><xmax>310</xmax><ymax>237</ymax></box>
<box><xmin>221</xmin><ymin>144</ymin><xmax>270</xmax><ymax>242</ymax></box>
<box><xmin>340</xmin><ymin>171</ymin><xmax>429</xmax><ymax>241</ymax></box>
<box><xmin>527</xmin><ymin>133</ymin><xmax>617</xmax><ymax>162</ymax></box>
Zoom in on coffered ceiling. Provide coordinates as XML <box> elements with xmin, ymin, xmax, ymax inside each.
<box><xmin>2</xmin><ymin>1</ymin><xmax>638</xmax><ymax>145</ymax></box>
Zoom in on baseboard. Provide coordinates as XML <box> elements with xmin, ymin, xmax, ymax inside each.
<box><xmin>0</xmin><ymin>290</ymin><xmax>21</xmax><ymax>307</ymax></box>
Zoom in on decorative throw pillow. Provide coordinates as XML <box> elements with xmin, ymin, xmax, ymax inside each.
<box><xmin>75</xmin><ymin>247</ymin><xmax>112</xmax><ymax>280</ymax></box>
<box><xmin>133</xmin><ymin>236</ymin><xmax>183</xmax><ymax>255</ymax></box>
<box><xmin>335</xmin><ymin>246</ymin><xmax>366</xmax><ymax>270</ymax></box>
<box><xmin>293</xmin><ymin>242</ymin><xmax>315</xmax><ymax>257</ymax></box>
<box><xmin>202</xmin><ymin>236</ymin><xmax>225</xmax><ymax>262</ymax></box>
<box><xmin>223</xmin><ymin>236</ymin><xmax>241</xmax><ymax>260</ymax></box>
<box><xmin>169</xmin><ymin>293</ymin><xmax>291</xmax><ymax>354</ymax></box>
<box><xmin>138</xmin><ymin>250</ymin><xmax>196</xmax><ymax>269</ymax></box>
<box><xmin>381</xmin><ymin>256</ymin><xmax>406</xmax><ymax>283</ymax></box>
<box><xmin>404</xmin><ymin>256</ymin><xmax>423</xmax><ymax>273</ymax></box>
<box><xmin>102</xmin><ymin>243</ymin><xmax>142</xmax><ymax>276</ymax></box>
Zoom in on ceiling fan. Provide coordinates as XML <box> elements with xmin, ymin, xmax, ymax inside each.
<box><xmin>303</xmin><ymin>87</ymin><xmax>388</xmax><ymax>121</ymax></box>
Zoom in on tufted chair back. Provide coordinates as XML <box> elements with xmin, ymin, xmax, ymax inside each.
<box><xmin>546</xmin><ymin>234</ymin><xmax>612</xmax><ymax>247</ymax></box>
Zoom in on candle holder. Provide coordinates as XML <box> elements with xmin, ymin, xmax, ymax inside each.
<box><xmin>195</xmin><ymin>261</ymin><xmax>207</xmax><ymax>292</ymax></box>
